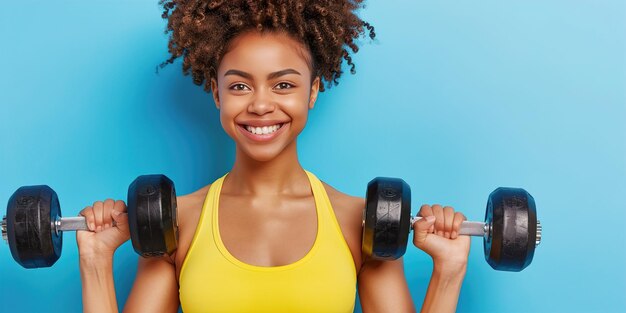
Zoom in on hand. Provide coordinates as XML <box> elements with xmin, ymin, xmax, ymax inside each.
<box><xmin>76</xmin><ymin>199</ymin><xmax>130</xmax><ymax>259</ymax></box>
<box><xmin>412</xmin><ymin>204</ymin><xmax>471</xmax><ymax>275</ymax></box>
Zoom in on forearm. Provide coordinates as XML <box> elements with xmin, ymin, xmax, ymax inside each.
<box><xmin>420</xmin><ymin>264</ymin><xmax>466</xmax><ymax>313</ymax></box>
<box><xmin>80</xmin><ymin>256</ymin><xmax>119</xmax><ymax>313</ymax></box>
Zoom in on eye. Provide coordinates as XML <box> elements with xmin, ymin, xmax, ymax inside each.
<box><xmin>274</xmin><ymin>82</ymin><xmax>295</xmax><ymax>90</ymax></box>
<box><xmin>229</xmin><ymin>83</ymin><xmax>250</xmax><ymax>91</ymax></box>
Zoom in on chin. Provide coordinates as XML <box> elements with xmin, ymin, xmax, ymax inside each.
<box><xmin>241</xmin><ymin>146</ymin><xmax>284</xmax><ymax>163</ymax></box>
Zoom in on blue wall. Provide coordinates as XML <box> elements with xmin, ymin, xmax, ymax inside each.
<box><xmin>1</xmin><ymin>1</ymin><xmax>624</xmax><ymax>312</ymax></box>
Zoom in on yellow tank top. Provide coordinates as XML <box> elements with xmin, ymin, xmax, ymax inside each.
<box><xmin>179</xmin><ymin>171</ymin><xmax>357</xmax><ymax>313</ymax></box>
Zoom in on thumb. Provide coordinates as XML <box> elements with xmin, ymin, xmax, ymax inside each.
<box><xmin>111</xmin><ymin>210</ymin><xmax>130</xmax><ymax>235</ymax></box>
<box><xmin>412</xmin><ymin>215</ymin><xmax>435</xmax><ymax>248</ymax></box>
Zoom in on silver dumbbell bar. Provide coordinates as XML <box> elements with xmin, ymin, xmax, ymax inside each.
<box><xmin>53</xmin><ymin>216</ymin><xmax>91</xmax><ymax>232</ymax></box>
<box><xmin>1</xmin><ymin>215</ymin><xmax>112</xmax><ymax>243</ymax></box>
<box><xmin>409</xmin><ymin>216</ymin><xmax>542</xmax><ymax>247</ymax></box>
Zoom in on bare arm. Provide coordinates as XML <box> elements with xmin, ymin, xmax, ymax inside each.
<box><xmin>79</xmin><ymin>254</ymin><xmax>179</xmax><ymax>313</ymax></box>
<box><xmin>420</xmin><ymin>264</ymin><xmax>466</xmax><ymax>313</ymax></box>
<box><xmin>80</xmin><ymin>256</ymin><xmax>119</xmax><ymax>313</ymax></box>
<box><xmin>123</xmin><ymin>256</ymin><xmax>180</xmax><ymax>313</ymax></box>
<box><xmin>358</xmin><ymin>258</ymin><xmax>415</xmax><ymax>313</ymax></box>
<box><xmin>358</xmin><ymin>254</ymin><xmax>467</xmax><ymax>313</ymax></box>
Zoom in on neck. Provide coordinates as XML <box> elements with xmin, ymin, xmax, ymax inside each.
<box><xmin>225</xmin><ymin>139</ymin><xmax>309</xmax><ymax>196</ymax></box>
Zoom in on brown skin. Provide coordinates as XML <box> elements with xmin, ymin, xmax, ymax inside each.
<box><xmin>77</xmin><ymin>31</ymin><xmax>470</xmax><ymax>313</ymax></box>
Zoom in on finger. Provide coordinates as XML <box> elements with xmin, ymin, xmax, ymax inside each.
<box><xmin>79</xmin><ymin>206</ymin><xmax>95</xmax><ymax>231</ymax></box>
<box><xmin>113</xmin><ymin>200</ymin><xmax>127</xmax><ymax>213</ymax></box>
<box><xmin>419</xmin><ymin>205</ymin><xmax>435</xmax><ymax>233</ymax></box>
<box><xmin>92</xmin><ymin>201</ymin><xmax>104</xmax><ymax>232</ymax></box>
<box><xmin>418</xmin><ymin>204</ymin><xmax>433</xmax><ymax>217</ymax></box>
<box><xmin>412</xmin><ymin>215</ymin><xmax>436</xmax><ymax>248</ymax></box>
<box><xmin>103</xmin><ymin>199</ymin><xmax>115</xmax><ymax>229</ymax></box>
<box><xmin>443</xmin><ymin>206</ymin><xmax>454</xmax><ymax>239</ymax></box>
<box><xmin>432</xmin><ymin>204</ymin><xmax>444</xmax><ymax>236</ymax></box>
<box><xmin>451</xmin><ymin>212</ymin><xmax>466</xmax><ymax>239</ymax></box>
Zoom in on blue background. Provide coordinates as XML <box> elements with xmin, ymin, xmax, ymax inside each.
<box><xmin>1</xmin><ymin>1</ymin><xmax>625</xmax><ymax>312</ymax></box>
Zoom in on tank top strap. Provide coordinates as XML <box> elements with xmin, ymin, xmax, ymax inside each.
<box><xmin>303</xmin><ymin>171</ymin><xmax>350</xmax><ymax>251</ymax></box>
<box><xmin>178</xmin><ymin>173</ymin><xmax>227</xmax><ymax>281</ymax></box>
<box><xmin>304</xmin><ymin>170</ymin><xmax>328</xmax><ymax>218</ymax></box>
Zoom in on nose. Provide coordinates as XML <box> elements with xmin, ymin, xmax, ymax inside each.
<box><xmin>248</xmin><ymin>88</ymin><xmax>276</xmax><ymax>115</ymax></box>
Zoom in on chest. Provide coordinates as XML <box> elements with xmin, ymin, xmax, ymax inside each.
<box><xmin>174</xmin><ymin>188</ymin><xmax>364</xmax><ymax>278</ymax></box>
<box><xmin>218</xmin><ymin>194</ymin><xmax>319</xmax><ymax>267</ymax></box>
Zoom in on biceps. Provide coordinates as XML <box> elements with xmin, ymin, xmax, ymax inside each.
<box><xmin>123</xmin><ymin>257</ymin><xmax>179</xmax><ymax>313</ymax></box>
<box><xmin>358</xmin><ymin>258</ymin><xmax>415</xmax><ymax>313</ymax></box>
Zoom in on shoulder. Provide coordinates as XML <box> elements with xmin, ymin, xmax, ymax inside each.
<box><xmin>168</xmin><ymin>184</ymin><xmax>211</xmax><ymax>264</ymax></box>
<box><xmin>320</xmin><ymin>180</ymin><xmax>366</xmax><ymax>271</ymax></box>
<box><xmin>177</xmin><ymin>184</ymin><xmax>211</xmax><ymax>233</ymax></box>
<box><xmin>320</xmin><ymin>180</ymin><xmax>364</xmax><ymax>226</ymax></box>
<box><xmin>321</xmin><ymin>181</ymin><xmax>365</xmax><ymax>214</ymax></box>
<box><xmin>177</xmin><ymin>184</ymin><xmax>211</xmax><ymax>213</ymax></box>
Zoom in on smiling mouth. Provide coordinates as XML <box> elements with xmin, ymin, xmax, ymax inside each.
<box><xmin>240</xmin><ymin>123</ymin><xmax>285</xmax><ymax>135</ymax></box>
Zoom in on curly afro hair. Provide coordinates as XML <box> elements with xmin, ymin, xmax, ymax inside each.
<box><xmin>159</xmin><ymin>0</ymin><xmax>375</xmax><ymax>93</ymax></box>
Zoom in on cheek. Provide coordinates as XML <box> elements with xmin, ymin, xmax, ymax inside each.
<box><xmin>219</xmin><ymin>105</ymin><xmax>239</xmax><ymax>135</ymax></box>
<box><xmin>284</xmin><ymin>97</ymin><xmax>311</xmax><ymax>127</ymax></box>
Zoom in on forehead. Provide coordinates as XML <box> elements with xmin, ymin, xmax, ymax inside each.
<box><xmin>218</xmin><ymin>31</ymin><xmax>312</xmax><ymax>76</ymax></box>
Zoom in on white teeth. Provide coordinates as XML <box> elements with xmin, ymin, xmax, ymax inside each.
<box><xmin>244</xmin><ymin>124</ymin><xmax>282</xmax><ymax>135</ymax></box>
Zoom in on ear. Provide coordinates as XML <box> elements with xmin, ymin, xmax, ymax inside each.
<box><xmin>211</xmin><ymin>78</ymin><xmax>221</xmax><ymax>109</ymax></box>
<box><xmin>308</xmin><ymin>76</ymin><xmax>320</xmax><ymax>110</ymax></box>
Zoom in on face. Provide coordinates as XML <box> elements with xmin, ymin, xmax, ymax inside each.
<box><xmin>211</xmin><ymin>31</ymin><xmax>320</xmax><ymax>162</ymax></box>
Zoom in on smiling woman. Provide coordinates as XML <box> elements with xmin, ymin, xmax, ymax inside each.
<box><xmin>75</xmin><ymin>1</ymin><xmax>470</xmax><ymax>313</ymax></box>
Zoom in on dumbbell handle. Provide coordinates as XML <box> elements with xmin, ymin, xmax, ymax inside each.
<box><xmin>53</xmin><ymin>216</ymin><xmax>117</xmax><ymax>233</ymax></box>
<box><xmin>55</xmin><ymin>216</ymin><xmax>90</xmax><ymax>231</ymax></box>
<box><xmin>409</xmin><ymin>216</ymin><xmax>489</xmax><ymax>236</ymax></box>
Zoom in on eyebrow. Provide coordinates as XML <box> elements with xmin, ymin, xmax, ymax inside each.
<box><xmin>223</xmin><ymin>68</ymin><xmax>301</xmax><ymax>80</ymax></box>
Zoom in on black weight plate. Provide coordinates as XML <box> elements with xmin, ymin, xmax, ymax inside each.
<box><xmin>362</xmin><ymin>177</ymin><xmax>411</xmax><ymax>261</ymax></box>
<box><xmin>127</xmin><ymin>174</ymin><xmax>178</xmax><ymax>257</ymax></box>
<box><xmin>6</xmin><ymin>185</ymin><xmax>62</xmax><ymax>268</ymax></box>
<box><xmin>484</xmin><ymin>187</ymin><xmax>537</xmax><ymax>271</ymax></box>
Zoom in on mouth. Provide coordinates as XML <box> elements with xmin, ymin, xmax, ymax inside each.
<box><xmin>236</xmin><ymin>122</ymin><xmax>289</xmax><ymax>142</ymax></box>
<box><xmin>239</xmin><ymin>123</ymin><xmax>285</xmax><ymax>135</ymax></box>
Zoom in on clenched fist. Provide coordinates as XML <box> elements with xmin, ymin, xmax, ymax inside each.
<box><xmin>76</xmin><ymin>199</ymin><xmax>130</xmax><ymax>259</ymax></box>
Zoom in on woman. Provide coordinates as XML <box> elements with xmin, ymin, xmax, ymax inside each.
<box><xmin>77</xmin><ymin>1</ymin><xmax>470</xmax><ymax>312</ymax></box>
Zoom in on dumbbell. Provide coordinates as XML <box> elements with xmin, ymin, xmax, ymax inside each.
<box><xmin>1</xmin><ymin>175</ymin><xmax>178</xmax><ymax>269</ymax></box>
<box><xmin>362</xmin><ymin>177</ymin><xmax>542</xmax><ymax>272</ymax></box>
